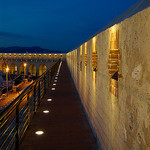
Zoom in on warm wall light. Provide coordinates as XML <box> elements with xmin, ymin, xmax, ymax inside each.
<box><xmin>85</xmin><ymin>42</ymin><xmax>87</xmax><ymax>66</ymax></box>
<box><xmin>35</xmin><ymin>131</ymin><xmax>44</xmax><ymax>135</ymax></box>
<box><xmin>92</xmin><ymin>37</ymin><xmax>96</xmax><ymax>52</ymax></box>
<box><xmin>6</xmin><ymin>67</ymin><xmax>9</xmax><ymax>73</ymax></box>
<box><xmin>80</xmin><ymin>45</ymin><xmax>82</xmax><ymax>71</ymax></box>
<box><xmin>24</xmin><ymin>63</ymin><xmax>27</xmax><ymax>67</ymax></box>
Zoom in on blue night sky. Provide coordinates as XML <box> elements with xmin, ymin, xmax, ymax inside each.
<box><xmin>0</xmin><ymin>0</ymin><xmax>139</xmax><ymax>52</ymax></box>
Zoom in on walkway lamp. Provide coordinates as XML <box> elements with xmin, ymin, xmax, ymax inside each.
<box><xmin>6</xmin><ymin>67</ymin><xmax>9</xmax><ymax>96</ymax></box>
<box><xmin>24</xmin><ymin>63</ymin><xmax>27</xmax><ymax>81</ymax></box>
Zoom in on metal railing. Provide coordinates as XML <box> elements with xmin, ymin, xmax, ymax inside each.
<box><xmin>0</xmin><ymin>59</ymin><xmax>60</xmax><ymax>150</ymax></box>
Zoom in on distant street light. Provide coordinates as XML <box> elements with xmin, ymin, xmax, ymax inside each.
<box><xmin>24</xmin><ymin>63</ymin><xmax>27</xmax><ymax>81</ymax></box>
<box><xmin>6</xmin><ymin>67</ymin><xmax>9</xmax><ymax>96</ymax></box>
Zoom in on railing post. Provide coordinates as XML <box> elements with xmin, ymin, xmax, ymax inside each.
<box><xmin>44</xmin><ymin>75</ymin><xmax>46</xmax><ymax>94</ymax></box>
<box><xmin>15</xmin><ymin>103</ymin><xmax>19</xmax><ymax>150</ymax></box>
<box><xmin>38</xmin><ymin>80</ymin><xmax>41</xmax><ymax>105</ymax></box>
<box><xmin>33</xmin><ymin>84</ymin><xmax>36</xmax><ymax>114</ymax></box>
<box><xmin>50</xmin><ymin>71</ymin><xmax>52</xmax><ymax>85</ymax></box>
<box><xmin>27</xmin><ymin>92</ymin><xmax>30</xmax><ymax>126</ymax></box>
<box><xmin>48</xmin><ymin>71</ymin><xmax>50</xmax><ymax>87</ymax></box>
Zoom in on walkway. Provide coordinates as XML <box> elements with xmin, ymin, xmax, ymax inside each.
<box><xmin>20</xmin><ymin>61</ymin><xmax>99</xmax><ymax>150</ymax></box>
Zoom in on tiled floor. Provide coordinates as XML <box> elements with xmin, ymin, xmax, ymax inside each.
<box><xmin>20</xmin><ymin>61</ymin><xmax>99</xmax><ymax>150</ymax></box>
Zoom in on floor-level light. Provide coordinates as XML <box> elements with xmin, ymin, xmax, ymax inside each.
<box><xmin>47</xmin><ymin>99</ymin><xmax>52</xmax><ymax>101</ymax></box>
<box><xmin>51</xmin><ymin>88</ymin><xmax>55</xmax><ymax>90</ymax></box>
<box><xmin>35</xmin><ymin>131</ymin><xmax>44</xmax><ymax>135</ymax></box>
<box><xmin>43</xmin><ymin>110</ymin><xmax>49</xmax><ymax>113</ymax></box>
<box><xmin>53</xmin><ymin>83</ymin><xmax>56</xmax><ymax>86</ymax></box>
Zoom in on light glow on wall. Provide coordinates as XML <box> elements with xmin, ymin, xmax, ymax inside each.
<box><xmin>85</xmin><ymin>42</ymin><xmax>87</xmax><ymax>66</ymax></box>
<box><xmin>92</xmin><ymin>37</ymin><xmax>96</xmax><ymax>52</ymax></box>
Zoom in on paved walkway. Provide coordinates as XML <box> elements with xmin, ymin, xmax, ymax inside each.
<box><xmin>20</xmin><ymin>61</ymin><xmax>99</xmax><ymax>150</ymax></box>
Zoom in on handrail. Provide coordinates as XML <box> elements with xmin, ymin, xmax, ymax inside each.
<box><xmin>0</xmin><ymin>59</ymin><xmax>60</xmax><ymax>150</ymax></box>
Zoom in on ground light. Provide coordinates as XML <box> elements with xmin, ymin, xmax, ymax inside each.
<box><xmin>53</xmin><ymin>83</ymin><xmax>56</xmax><ymax>86</ymax></box>
<box><xmin>54</xmin><ymin>80</ymin><xmax>57</xmax><ymax>82</ymax></box>
<box><xmin>52</xmin><ymin>88</ymin><xmax>55</xmax><ymax>90</ymax></box>
<box><xmin>43</xmin><ymin>110</ymin><xmax>49</xmax><ymax>113</ymax></box>
<box><xmin>35</xmin><ymin>131</ymin><xmax>44</xmax><ymax>135</ymax></box>
<box><xmin>55</xmin><ymin>77</ymin><xmax>58</xmax><ymax>79</ymax></box>
<box><xmin>47</xmin><ymin>99</ymin><xmax>52</xmax><ymax>101</ymax></box>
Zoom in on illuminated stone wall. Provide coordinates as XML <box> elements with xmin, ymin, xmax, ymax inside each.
<box><xmin>0</xmin><ymin>53</ymin><xmax>65</xmax><ymax>75</ymax></box>
<box><xmin>67</xmin><ymin>7</ymin><xmax>150</xmax><ymax>150</ymax></box>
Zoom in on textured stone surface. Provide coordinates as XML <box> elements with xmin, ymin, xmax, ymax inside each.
<box><xmin>67</xmin><ymin>7</ymin><xmax>150</xmax><ymax>150</ymax></box>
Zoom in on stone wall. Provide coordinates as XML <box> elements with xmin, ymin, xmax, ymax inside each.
<box><xmin>0</xmin><ymin>53</ymin><xmax>66</xmax><ymax>75</ymax></box>
<box><xmin>67</xmin><ymin>7</ymin><xmax>150</xmax><ymax>150</ymax></box>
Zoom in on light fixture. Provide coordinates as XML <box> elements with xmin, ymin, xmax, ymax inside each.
<box><xmin>6</xmin><ymin>67</ymin><xmax>9</xmax><ymax>72</ymax></box>
<box><xmin>55</xmin><ymin>77</ymin><xmax>58</xmax><ymax>79</ymax></box>
<box><xmin>51</xmin><ymin>88</ymin><xmax>55</xmax><ymax>90</ymax></box>
<box><xmin>47</xmin><ymin>99</ymin><xmax>52</xmax><ymax>102</ymax></box>
<box><xmin>43</xmin><ymin>110</ymin><xmax>49</xmax><ymax>113</ymax></box>
<box><xmin>54</xmin><ymin>80</ymin><xmax>57</xmax><ymax>82</ymax></box>
<box><xmin>24</xmin><ymin>63</ymin><xmax>27</xmax><ymax>67</ymax></box>
<box><xmin>35</xmin><ymin>131</ymin><xmax>44</xmax><ymax>135</ymax></box>
<box><xmin>53</xmin><ymin>83</ymin><xmax>56</xmax><ymax>86</ymax></box>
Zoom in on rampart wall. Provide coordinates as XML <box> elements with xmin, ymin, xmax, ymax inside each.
<box><xmin>67</xmin><ymin>6</ymin><xmax>150</xmax><ymax>150</ymax></box>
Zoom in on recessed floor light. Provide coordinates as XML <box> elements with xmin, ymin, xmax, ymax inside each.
<box><xmin>43</xmin><ymin>110</ymin><xmax>49</xmax><ymax>113</ymax></box>
<box><xmin>53</xmin><ymin>83</ymin><xmax>56</xmax><ymax>86</ymax></box>
<box><xmin>52</xmin><ymin>88</ymin><xmax>55</xmax><ymax>90</ymax></box>
<box><xmin>55</xmin><ymin>77</ymin><xmax>58</xmax><ymax>79</ymax></box>
<box><xmin>35</xmin><ymin>131</ymin><xmax>44</xmax><ymax>135</ymax></box>
<box><xmin>54</xmin><ymin>80</ymin><xmax>57</xmax><ymax>82</ymax></box>
<box><xmin>47</xmin><ymin>99</ymin><xmax>52</xmax><ymax>101</ymax></box>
